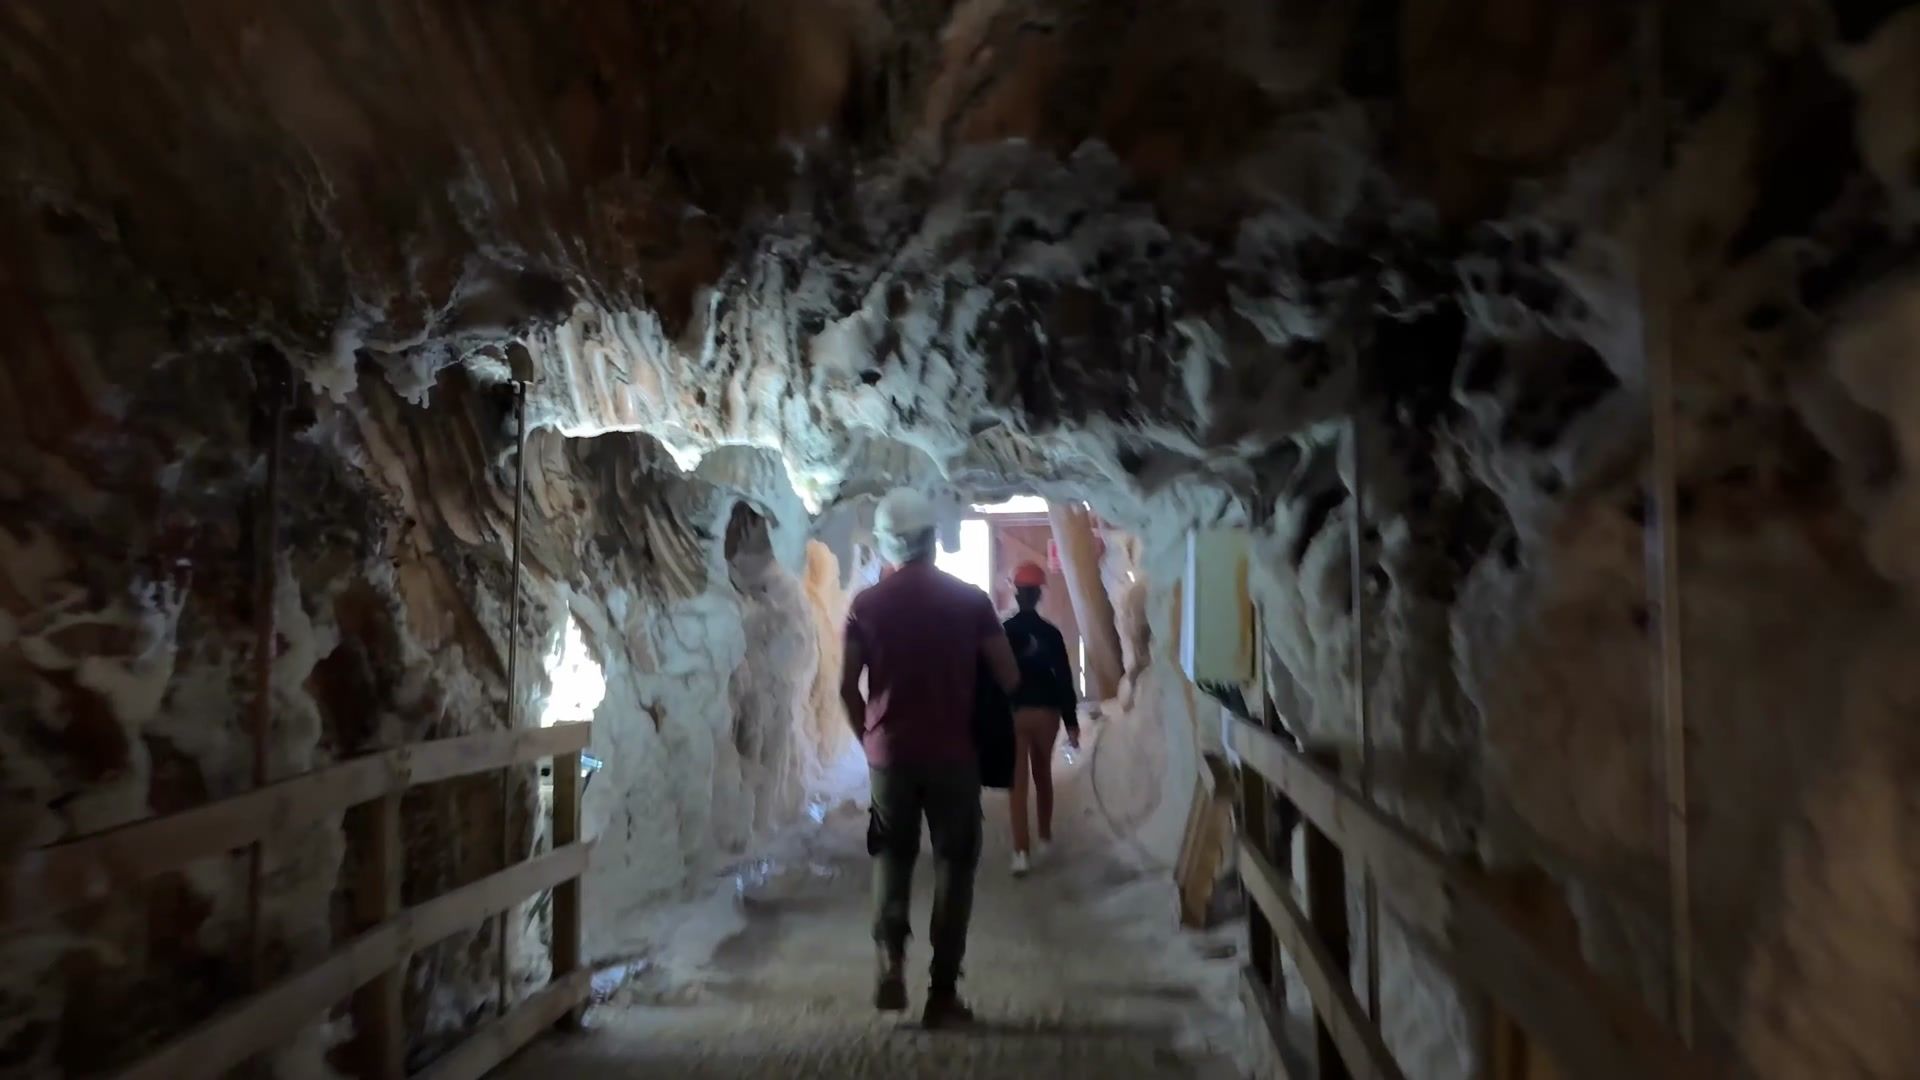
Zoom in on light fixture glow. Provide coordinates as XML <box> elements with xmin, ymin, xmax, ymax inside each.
<box><xmin>541</xmin><ymin>615</ymin><xmax>607</xmax><ymax>727</ymax></box>
<box><xmin>970</xmin><ymin>495</ymin><xmax>1048</xmax><ymax>514</ymax></box>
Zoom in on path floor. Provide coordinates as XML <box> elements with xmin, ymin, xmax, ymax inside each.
<box><xmin>498</xmin><ymin>746</ymin><xmax>1246</xmax><ymax>1078</ymax></box>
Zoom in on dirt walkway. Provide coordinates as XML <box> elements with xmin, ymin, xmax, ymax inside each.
<box><xmin>496</xmin><ymin>746</ymin><xmax>1246</xmax><ymax>1078</ymax></box>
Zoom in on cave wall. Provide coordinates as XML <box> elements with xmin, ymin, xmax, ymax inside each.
<box><xmin>0</xmin><ymin>205</ymin><xmax>852</xmax><ymax>1071</ymax></box>
<box><xmin>7</xmin><ymin>1</ymin><xmax>1920</xmax><ymax>1077</ymax></box>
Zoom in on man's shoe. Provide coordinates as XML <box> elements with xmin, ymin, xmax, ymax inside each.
<box><xmin>922</xmin><ymin>991</ymin><xmax>975</xmax><ymax>1030</ymax></box>
<box><xmin>874</xmin><ymin>949</ymin><xmax>908</xmax><ymax>1011</ymax></box>
<box><xmin>1010</xmin><ymin>851</ymin><xmax>1030</xmax><ymax>877</ymax></box>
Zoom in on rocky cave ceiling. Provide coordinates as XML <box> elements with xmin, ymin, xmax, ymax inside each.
<box><xmin>9</xmin><ymin>2</ymin><xmax>1920</xmax><ymax>1076</ymax></box>
<box><xmin>3</xmin><ymin>0</ymin><xmax>1815</xmax><ymax>519</ymax></box>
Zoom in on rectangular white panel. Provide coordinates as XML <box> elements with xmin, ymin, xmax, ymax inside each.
<box><xmin>1180</xmin><ymin>528</ymin><xmax>1255</xmax><ymax>686</ymax></box>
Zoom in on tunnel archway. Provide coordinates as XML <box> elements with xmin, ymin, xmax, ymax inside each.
<box><xmin>3</xmin><ymin>3</ymin><xmax>1916</xmax><ymax>1077</ymax></box>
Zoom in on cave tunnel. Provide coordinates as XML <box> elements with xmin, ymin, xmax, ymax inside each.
<box><xmin>4</xmin><ymin>2</ymin><xmax>1920</xmax><ymax>1078</ymax></box>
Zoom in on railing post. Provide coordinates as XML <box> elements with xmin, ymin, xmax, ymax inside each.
<box><xmin>1480</xmin><ymin>869</ymin><xmax>1576</xmax><ymax>1080</ymax></box>
<box><xmin>1487</xmin><ymin>1004</ymin><xmax>1532</xmax><ymax>1080</ymax></box>
<box><xmin>1240</xmin><ymin>759</ymin><xmax>1277</xmax><ymax>990</ymax></box>
<box><xmin>351</xmin><ymin>791</ymin><xmax>406</xmax><ymax>1078</ymax></box>
<box><xmin>245</xmin><ymin>346</ymin><xmax>287</xmax><ymax>990</ymax></box>
<box><xmin>23</xmin><ymin>725</ymin><xmax>590</xmax><ymax>1080</ymax></box>
<box><xmin>1306</xmin><ymin>748</ymin><xmax>1354</xmax><ymax>1080</ymax></box>
<box><xmin>1633</xmin><ymin>6</ymin><xmax>1694</xmax><ymax>1043</ymax></box>
<box><xmin>1263</xmin><ymin>695</ymin><xmax>1301</xmax><ymax>989</ymax></box>
<box><xmin>552</xmin><ymin>750</ymin><xmax>584</xmax><ymax>1030</ymax></box>
<box><xmin>1228</xmin><ymin>718</ymin><xmax>1709</xmax><ymax>1080</ymax></box>
<box><xmin>1249</xmin><ymin>690</ymin><xmax>1299</xmax><ymax>996</ymax></box>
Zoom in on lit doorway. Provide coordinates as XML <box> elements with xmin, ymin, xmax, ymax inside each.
<box><xmin>935</xmin><ymin>519</ymin><xmax>993</xmax><ymax>592</ymax></box>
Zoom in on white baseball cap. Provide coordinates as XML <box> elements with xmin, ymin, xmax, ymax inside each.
<box><xmin>873</xmin><ymin>488</ymin><xmax>936</xmax><ymax>563</ymax></box>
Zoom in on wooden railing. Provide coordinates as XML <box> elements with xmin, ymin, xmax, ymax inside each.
<box><xmin>4</xmin><ymin>723</ymin><xmax>592</xmax><ymax>1079</ymax></box>
<box><xmin>1229</xmin><ymin>716</ymin><xmax>1713</xmax><ymax>1080</ymax></box>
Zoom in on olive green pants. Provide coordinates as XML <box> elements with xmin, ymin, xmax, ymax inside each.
<box><xmin>867</xmin><ymin>763</ymin><xmax>982</xmax><ymax>992</ymax></box>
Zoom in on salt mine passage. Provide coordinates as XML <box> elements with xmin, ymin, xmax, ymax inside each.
<box><xmin>6</xmin><ymin>2</ymin><xmax>1920</xmax><ymax>1078</ymax></box>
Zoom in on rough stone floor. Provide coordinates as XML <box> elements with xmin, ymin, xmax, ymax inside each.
<box><xmin>497</xmin><ymin>751</ymin><xmax>1245</xmax><ymax>1079</ymax></box>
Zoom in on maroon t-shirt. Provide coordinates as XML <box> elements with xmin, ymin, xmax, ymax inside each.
<box><xmin>846</xmin><ymin>562</ymin><xmax>1004</xmax><ymax>768</ymax></box>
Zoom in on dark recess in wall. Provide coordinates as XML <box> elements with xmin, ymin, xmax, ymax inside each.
<box><xmin>1829</xmin><ymin>0</ymin><xmax>1908</xmax><ymax>43</ymax></box>
<box><xmin>1291</xmin><ymin>486</ymin><xmax>1350</xmax><ymax>568</ymax></box>
<box><xmin>1725</xmin><ymin>51</ymin><xmax>1861</xmax><ymax>261</ymax></box>
<box><xmin>1342</xmin><ymin>0</ymin><xmax>1404</xmax><ymax>98</ymax></box>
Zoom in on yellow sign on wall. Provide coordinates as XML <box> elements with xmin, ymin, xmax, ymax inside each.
<box><xmin>1179</xmin><ymin>528</ymin><xmax>1255</xmax><ymax>686</ymax></box>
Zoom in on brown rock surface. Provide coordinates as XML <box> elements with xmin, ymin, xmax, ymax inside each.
<box><xmin>4</xmin><ymin>2</ymin><xmax>1919</xmax><ymax>1076</ymax></box>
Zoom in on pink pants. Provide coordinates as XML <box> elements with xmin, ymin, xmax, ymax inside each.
<box><xmin>1010</xmin><ymin>707</ymin><xmax>1060</xmax><ymax>854</ymax></box>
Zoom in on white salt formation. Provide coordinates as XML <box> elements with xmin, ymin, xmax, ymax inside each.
<box><xmin>2</xmin><ymin>1</ymin><xmax>1918</xmax><ymax>1077</ymax></box>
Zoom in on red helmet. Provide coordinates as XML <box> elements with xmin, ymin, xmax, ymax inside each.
<box><xmin>1012</xmin><ymin>561</ymin><xmax>1047</xmax><ymax>588</ymax></box>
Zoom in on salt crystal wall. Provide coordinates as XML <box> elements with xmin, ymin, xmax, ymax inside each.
<box><xmin>6</xmin><ymin>1</ymin><xmax>1920</xmax><ymax>1076</ymax></box>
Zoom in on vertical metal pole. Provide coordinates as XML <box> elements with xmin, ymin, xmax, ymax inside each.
<box><xmin>247</xmin><ymin>351</ymin><xmax>286</xmax><ymax>988</ymax></box>
<box><xmin>1639</xmin><ymin>3</ymin><xmax>1694</xmax><ymax>1043</ymax></box>
<box><xmin>1348</xmin><ymin>411</ymin><xmax>1380</xmax><ymax>1024</ymax></box>
<box><xmin>498</xmin><ymin>380</ymin><xmax>529</xmax><ymax>1017</ymax></box>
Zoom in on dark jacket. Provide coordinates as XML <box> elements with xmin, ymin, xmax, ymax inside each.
<box><xmin>973</xmin><ymin>663</ymin><xmax>1016</xmax><ymax>789</ymax></box>
<box><xmin>1002</xmin><ymin>608</ymin><xmax>1079</xmax><ymax>730</ymax></box>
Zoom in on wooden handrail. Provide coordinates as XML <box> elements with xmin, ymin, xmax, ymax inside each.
<box><xmin>1229</xmin><ymin>718</ymin><xmax>1710</xmax><ymax>1080</ymax></box>
<box><xmin>117</xmin><ymin>844</ymin><xmax>590</xmax><ymax>1080</ymax></box>
<box><xmin>5</xmin><ymin>724</ymin><xmax>591</xmax><ymax>929</ymax></box>
<box><xmin>1240</xmin><ymin>840</ymin><xmax>1403</xmax><ymax>1080</ymax></box>
<box><xmin>10</xmin><ymin>723</ymin><xmax>593</xmax><ymax>1078</ymax></box>
<box><xmin>416</xmin><ymin>970</ymin><xmax>592</xmax><ymax>1080</ymax></box>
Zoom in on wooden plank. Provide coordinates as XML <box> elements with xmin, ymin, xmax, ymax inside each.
<box><xmin>350</xmin><ymin>793</ymin><xmax>406</xmax><ymax>1079</ymax></box>
<box><xmin>1344</xmin><ymin>409</ymin><xmax>1381</xmax><ymax>1028</ymax></box>
<box><xmin>1242</xmin><ymin>842</ymin><xmax>1403</xmax><ymax>1080</ymax></box>
<box><xmin>550</xmin><ymin>750</ymin><xmax>584</xmax><ymax>1031</ymax></box>
<box><xmin>1303</xmin><ymin>753</ymin><xmax>1354</xmax><ymax>1080</ymax></box>
<box><xmin>1489</xmin><ymin>1005</ymin><xmax>1535</xmax><ymax>1080</ymax></box>
<box><xmin>1229</xmin><ymin>720</ymin><xmax>1713</xmax><ymax>1080</ymax></box>
<box><xmin>1483</xmin><ymin>871</ymin><xmax>1574</xmax><ymax>1080</ymax></box>
<box><xmin>6</xmin><ymin>724</ymin><xmax>591</xmax><ymax>929</ymax></box>
<box><xmin>1253</xmin><ymin>686</ymin><xmax>1293</xmax><ymax>994</ymax></box>
<box><xmin>246</xmin><ymin>352</ymin><xmax>287</xmax><ymax>988</ymax></box>
<box><xmin>1178</xmin><ymin>758</ymin><xmax>1237</xmax><ymax>929</ymax></box>
<box><xmin>1230</xmin><ymin>724</ymin><xmax>1355</xmax><ymax>855</ymax></box>
<box><xmin>3</xmin><ymin>754</ymin><xmax>392</xmax><ymax>930</ymax></box>
<box><xmin>1241</xmin><ymin>964</ymin><xmax>1306</xmax><ymax>1080</ymax></box>
<box><xmin>1175</xmin><ymin>773</ymin><xmax>1211</xmax><ymax>927</ymax></box>
<box><xmin>116</xmin><ymin>844</ymin><xmax>590</xmax><ymax>1080</ymax></box>
<box><xmin>416</xmin><ymin>970</ymin><xmax>590</xmax><ymax>1080</ymax></box>
<box><xmin>402</xmin><ymin>724</ymin><xmax>590</xmax><ymax>788</ymax></box>
<box><xmin>1240</xmin><ymin>763</ymin><xmax>1278</xmax><ymax>988</ymax></box>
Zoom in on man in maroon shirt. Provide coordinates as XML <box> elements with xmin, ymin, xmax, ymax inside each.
<box><xmin>842</xmin><ymin>488</ymin><xmax>1019</xmax><ymax>1028</ymax></box>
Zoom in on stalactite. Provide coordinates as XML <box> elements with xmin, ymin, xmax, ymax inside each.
<box><xmin>1046</xmin><ymin>501</ymin><xmax>1125</xmax><ymax>701</ymax></box>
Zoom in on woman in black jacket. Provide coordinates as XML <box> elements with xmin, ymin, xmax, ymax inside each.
<box><xmin>1002</xmin><ymin>562</ymin><xmax>1080</xmax><ymax>876</ymax></box>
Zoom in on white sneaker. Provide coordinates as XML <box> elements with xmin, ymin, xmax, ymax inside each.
<box><xmin>1010</xmin><ymin>851</ymin><xmax>1030</xmax><ymax>877</ymax></box>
